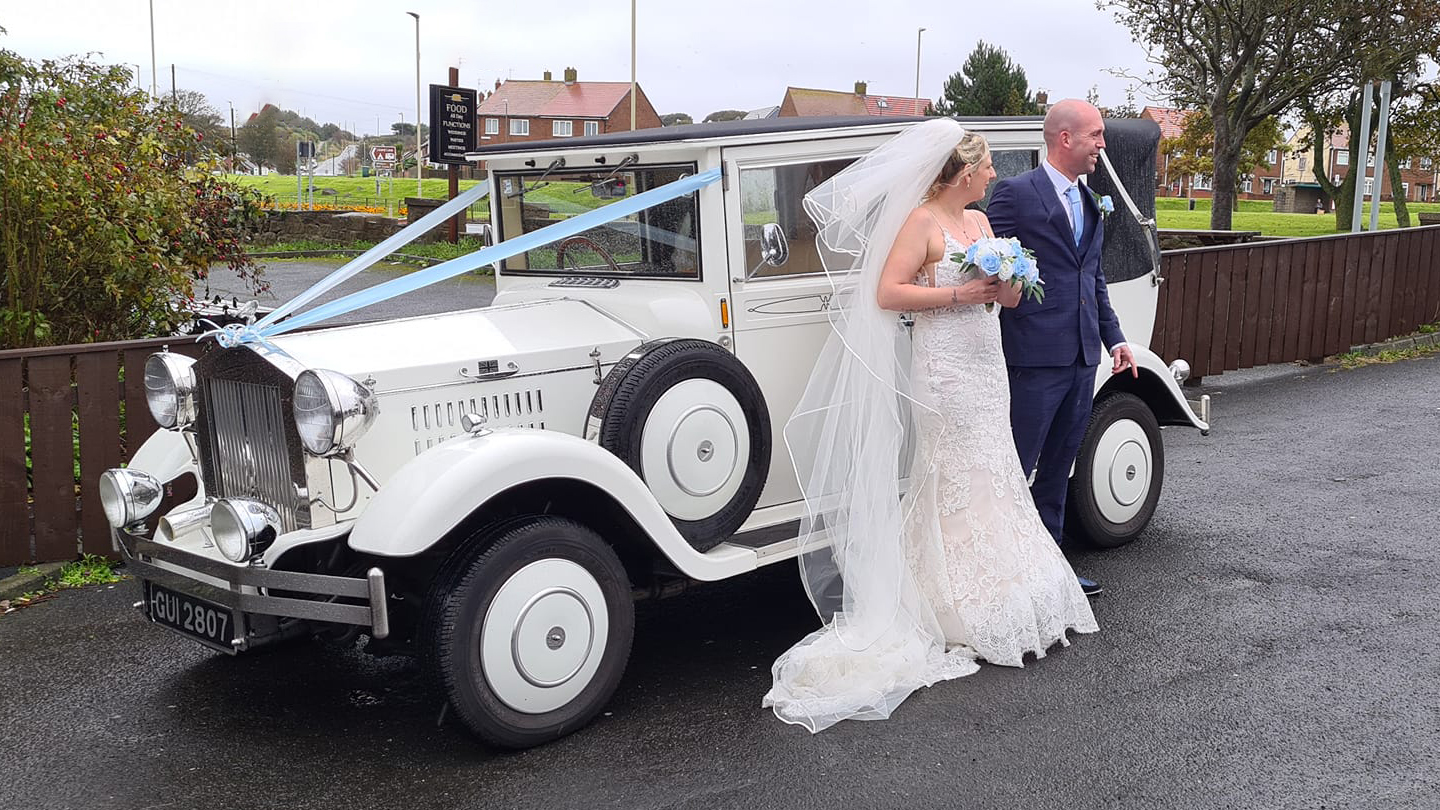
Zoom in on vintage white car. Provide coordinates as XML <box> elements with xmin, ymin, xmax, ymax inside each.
<box><xmin>103</xmin><ymin>116</ymin><xmax>1209</xmax><ymax>749</ymax></box>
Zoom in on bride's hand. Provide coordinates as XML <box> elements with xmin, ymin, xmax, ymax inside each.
<box><xmin>953</xmin><ymin>277</ymin><xmax>1001</xmax><ymax>307</ymax></box>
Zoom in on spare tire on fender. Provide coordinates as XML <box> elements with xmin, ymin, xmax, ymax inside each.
<box><xmin>586</xmin><ymin>339</ymin><xmax>770</xmax><ymax>552</ymax></box>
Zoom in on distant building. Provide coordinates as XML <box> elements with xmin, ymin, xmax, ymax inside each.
<box><xmin>1142</xmin><ymin>105</ymin><xmax>1288</xmax><ymax>201</ymax></box>
<box><xmin>743</xmin><ymin>105</ymin><xmax>780</xmax><ymax>120</ymax></box>
<box><xmin>473</xmin><ymin>67</ymin><xmax>662</xmax><ymax>146</ymax></box>
<box><xmin>777</xmin><ymin>82</ymin><xmax>930</xmax><ymax>118</ymax></box>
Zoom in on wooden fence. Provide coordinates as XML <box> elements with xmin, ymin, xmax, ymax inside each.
<box><xmin>0</xmin><ymin>337</ymin><xmax>203</xmax><ymax>567</ymax></box>
<box><xmin>2</xmin><ymin>225</ymin><xmax>1439</xmax><ymax>566</ymax></box>
<box><xmin>1153</xmin><ymin>225</ymin><xmax>1440</xmax><ymax>379</ymax></box>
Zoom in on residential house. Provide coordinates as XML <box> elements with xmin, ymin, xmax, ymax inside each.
<box><xmin>1320</xmin><ymin>124</ymin><xmax>1437</xmax><ymax>202</ymax></box>
<box><xmin>1141</xmin><ymin>105</ymin><xmax>1285</xmax><ymax>201</ymax></box>
<box><xmin>777</xmin><ymin>82</ymin><xmax>930</xmax><ymax>118</ymax></box>
<box><xmin>473</xmin><ymin>67</ymin><xmax>662</xmax><ymax>148</ymax></box>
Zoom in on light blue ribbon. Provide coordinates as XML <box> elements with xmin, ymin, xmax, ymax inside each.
<box><xmin>241</xmin><ymin>167</ymin><xmax>721</xmax><ymax>340</ymax></box>
<box><xmin>252</xmin><ymin>180</ymin><xmax>493</xmax><ymax>330</ymax></box>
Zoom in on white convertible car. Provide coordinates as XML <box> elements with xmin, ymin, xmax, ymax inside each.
<box><xmin>103</xmin><ymin>115</ymin><xmax>1209</xmax><ymax>748</ymax></box>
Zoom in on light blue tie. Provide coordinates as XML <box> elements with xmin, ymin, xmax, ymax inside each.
<box><xmin>1065</xmin><ymin>185</ymin><xmax>1084</xmax><ymax>247</ymax></box>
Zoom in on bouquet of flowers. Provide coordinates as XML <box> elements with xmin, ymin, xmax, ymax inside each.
<box><xmin>953</xmin><ymin>237</ymin><xmax>1045</xmax><ymax>312</ymax></box>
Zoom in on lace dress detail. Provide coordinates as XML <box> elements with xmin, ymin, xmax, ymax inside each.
<box><xmin>905</xmin><ymin>227</ymin><xmax>1097</xmax><ymax>666</ymax></box>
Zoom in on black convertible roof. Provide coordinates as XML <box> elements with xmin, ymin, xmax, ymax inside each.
<box><xmin>466</xmin><ymin>115</ymin><xmax>1046</xmax><ymax>158</ymax></box>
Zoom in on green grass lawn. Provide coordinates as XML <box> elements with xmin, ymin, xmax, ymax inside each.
<box><xmin>1155</xmin><ymin>199</ymin><xmax>1439</xmax><ymax>237</ymax></box>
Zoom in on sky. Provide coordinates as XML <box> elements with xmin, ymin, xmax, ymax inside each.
<box><xmin>1</xmin><ymin>1</ymin><xmax>1161</xmax><ymax>135</ymax></box>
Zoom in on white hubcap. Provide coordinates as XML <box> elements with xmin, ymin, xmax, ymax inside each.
<box><xmin>1091</xmin><ymin>418</ymin><xmax>1152</xmax><ymax>524</ymax></box>
<box><xmin>481</xmin><ymin>559</ymin><xmax>609</xmax><ymax>714</ymax></box>
<box><xmin>640</xmin><ymin>378</ymin><xmax>749</xmax><ymax>521</ymax></box>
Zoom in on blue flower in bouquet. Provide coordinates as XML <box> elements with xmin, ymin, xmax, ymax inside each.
<box><xmin>977</xmin><ymin>251</ymin><xmax>1003</xmax><ymax>276</ymax></box>
<box><xmin>1089</xmin><ymin>188</ymin><xmax>1115</xmax><ymax>217</ymax></box>
<box><xmin>1014</xmin><ymin>254</ymin><xmax>1038</xmax><ymax>283</ymax></box>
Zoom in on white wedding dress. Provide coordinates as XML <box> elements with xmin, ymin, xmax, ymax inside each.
<box><xmin>903</xmin><ymin>225</ymin><xmax>1097</xmax><ymax>667</ymax></box>
<box><xmin>764</xmin><ymin>118</ymin><xmax>1097</xmax><ymax>733</ymax></box>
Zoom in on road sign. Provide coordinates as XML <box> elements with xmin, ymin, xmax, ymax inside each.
<box><xmin>428</xmin><ymin>84</ymin><xmax>478</xmax><ymax>165</ymax></box>
<box><xmin>370</xmin><ymin>145</ymin><xmax>397</xmax><ymax>165</ymax></box>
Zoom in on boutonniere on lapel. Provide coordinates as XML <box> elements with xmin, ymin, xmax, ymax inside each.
<box><xmin>1088</xmin><ymin>188</ymin><xmax>1115</xmax><ymax>218</ymax></box>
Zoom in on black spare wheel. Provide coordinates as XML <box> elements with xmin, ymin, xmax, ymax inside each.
<box><xmin>588</xmin><ymin>339</ymin><xmax>770</xmax><ymax>551</ymax></box>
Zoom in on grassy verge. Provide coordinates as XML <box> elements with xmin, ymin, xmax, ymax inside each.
<box><xmin>253</xmin><ymin>236</ymin><xmax>492</xmax><ymax>264</ymax></box>
<box><xmin>2</xmin><ymin>554</ymin><xmax>123</xmax><ymax>612</ymax></box>
<box><xmin>1155</xmin><ymin>199</ymin><xmax>1440</xmax><ymax>237</ymax></box>
<box><xmin>1334</xmin><ymin>342</ymin><xmax>1440</xmax><ymax>369</ymax></box>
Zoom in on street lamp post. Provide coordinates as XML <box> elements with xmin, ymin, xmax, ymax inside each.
<box><xmin>148</xmin><ymin>0</ymin><xmax>158</xmax><ymax>97</ymax></box>
<box><xmin>228</xmin><ymin>101</ymin><xmax>238</xmax><ymax>174</ymax></box>
<box><xmin>407</xmin><ymin>11</ymin><xmax>422</xmax><ymax>197</ymax></box>
<box><xmin>915</xmin><ymin>27</ymin><xmax>926</xmax><ymax>105</ymax></box>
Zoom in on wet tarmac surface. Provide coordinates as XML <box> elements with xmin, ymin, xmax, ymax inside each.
<box><xmin>2</xmin><ymin>354</ymin><xmax>1439</xmax><ymax>809</ymax></box>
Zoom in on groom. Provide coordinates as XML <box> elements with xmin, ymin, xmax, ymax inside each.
<box><xmin>986</xmin><ymin>99</ymin><xmax>1137</xmax><ymax>597</ymax></box>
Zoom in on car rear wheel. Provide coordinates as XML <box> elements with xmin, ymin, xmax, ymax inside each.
<box><xmin>427</xmin><ymin>517</ymin><xmax>634</xmax><ymax>749</ymax></box>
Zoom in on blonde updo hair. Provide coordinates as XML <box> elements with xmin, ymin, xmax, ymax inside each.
<box><xmin>925</xmin><ymin>131</ymin><xmax>990</xmax><ymax>199</ymax></box>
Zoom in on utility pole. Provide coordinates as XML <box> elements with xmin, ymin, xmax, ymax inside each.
<box><xmin>170</xmin><ymin>64</ymin><xmax>176</xmax><ymax>104</ymax></box>
<box><xmin>148</xmin><ymin>0</ymin><xmax>157</xmax><ymax>97</ymax></box>
<box><xmin>630</xmin><ymin>0</ymin><xmax>637</xmax><ymax>130</ymax></box>
<box><xmin>1369</xmin><ymin>79</ymin><xmax>1394</xmax><ymax>234</ymax></box>
<box><xmin>229</xmin><ymin>102</ymin><xmax>237</xmax><ymax>173</ymax></box>
<box><xmin>408</xmin><ymin>11</ymin><xmax>422</xmax><ymax>197</ymax></box>
<box><xmin>915</xmin><ymin>27</ymin><xmax>926</xmax><ymax>104</ymax></box>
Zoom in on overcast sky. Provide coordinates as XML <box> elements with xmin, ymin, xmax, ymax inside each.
<box><xmin>2</xmin><ymin>2</ymin><xmax>1160</xmax><ymax>135</ymax></box>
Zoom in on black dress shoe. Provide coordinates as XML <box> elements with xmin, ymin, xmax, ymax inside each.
<box><xmin>1077</xmin><ymin>576</ymin><xmax>1103</xmax><ymax>597</ymax></box>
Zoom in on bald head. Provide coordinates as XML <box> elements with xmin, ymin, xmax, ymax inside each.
<box><xmin>1043</xmin><ymin>99</ymin><xmax>1106</xmax><ymax>180</ymax></box>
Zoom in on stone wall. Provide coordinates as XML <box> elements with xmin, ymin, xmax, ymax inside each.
<box><xmin>249</xmin><ymin>210</ymin><xmax>406</xmax><ymax>246</ymax></box>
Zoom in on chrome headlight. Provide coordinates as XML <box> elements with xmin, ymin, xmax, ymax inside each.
<box><xmin>99</xmin><ymin>468</ymin><xmax>164</xmax><ymax>528</ymax></box>
<box><xmin>211</xmin><ymin>498</ymin><xmax>280</xmax><ymax>563</ymax></box>
<box><xmin>293</xmin><ymin>369</ymin><xmax>379</xmax><ymax>457</ymax></box>
<box><xmin>144</xmin><ymin>352</ymin><xmax>198</xmax><ymax>429</ymax></box>
<box><xmin>1169</xmin><ymin>359</ymin><xmax>1191</xmax><ymax>384</ymax></box>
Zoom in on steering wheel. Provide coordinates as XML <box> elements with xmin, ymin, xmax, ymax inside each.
<box><xmin>555</xmin><ymin>235</ymin><xmax>623</xmax><ymax>274</ymax></box>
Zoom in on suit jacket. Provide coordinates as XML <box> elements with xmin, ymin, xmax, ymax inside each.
<box><xmin>987</xmin><ymin>166</ymin><xmax>1125</xmax><ymax>367</ymax></box>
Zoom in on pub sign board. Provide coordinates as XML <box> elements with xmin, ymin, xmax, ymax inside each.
<box><xmin>428</xmin><ymin>84</ymin><xmax>478</xmax><ymax>165</ymax></box>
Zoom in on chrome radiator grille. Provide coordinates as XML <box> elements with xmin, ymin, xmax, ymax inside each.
<box><xmin>203</xmin><ymin>377</ymin><xmax>302</xmax><ymax>532</ymax></box>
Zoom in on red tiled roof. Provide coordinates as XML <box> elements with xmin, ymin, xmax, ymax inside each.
<box><xmin>785</xmin><ymin>87</ymin><xmax>929</xmax><ymax>118</ymax></box>
<box><xmin>1141</xmin><ymin>106</ymin><xmax>1193</xmax><ymax>139</ymax></box>
<box><xmin>476</xmin><ymin>80</ymin><xmax>632</xmax><ymax>119</ymax></box>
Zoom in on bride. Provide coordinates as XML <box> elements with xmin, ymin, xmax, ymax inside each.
<box><xmin>764</xmin><ymin>119</ymin><xmax>1097</xmax><ymax>733</ymax></box>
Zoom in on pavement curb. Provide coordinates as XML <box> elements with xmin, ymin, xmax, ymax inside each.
<box><xmin>1346</xmin><ymin>330</ymin><xmax>1440</xmax><ymax>357</ymax></box>
<box><xmin>0</xmin><ymin>562</ymin><xmax>66</xmax><ymax>602</ymax></box>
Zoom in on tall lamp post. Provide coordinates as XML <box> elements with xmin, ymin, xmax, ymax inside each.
<box><xmin>630</xmin><ymin>0</ymin><xmax>637</xmax><ymax>130</ymax></box>
<box><xmin>148</xmin><ymin>0</ymin><xmax>158</xmax><ymax>97</ymax></box>
<box><xmin>407</xmin><ymin>11</ymin><xmax>422</xmax><ymax>197</ymax></box>
<box><xmin>228</xmin><ymin>101</ymin><xmax>238</xmax><ymax>174</ymax></box>
<box><xmin>914</xmin><ymin>27</ymin><xmax>926</xmax><ymax>105</ymax></box>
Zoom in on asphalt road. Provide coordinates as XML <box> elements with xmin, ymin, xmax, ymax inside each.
<box><xmin>2</xmin><ymin>354</ymin><xmax>1439</xmax><ymax>810</ymax></box>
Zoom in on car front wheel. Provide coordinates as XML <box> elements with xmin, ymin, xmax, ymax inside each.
<box><xmin>1067</xmin><ymin>392</ymin><xmax>1164</xmax><ymax>549</ymax></box>
<box><xmin>428</xmin><ymin>517</ymin><xmax>634</xmax><ymax>749</ymax></box>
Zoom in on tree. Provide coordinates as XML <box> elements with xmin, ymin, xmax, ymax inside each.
<box><xmin>238</xmin><ymin>104</ymin><xmax>280</xmax><ymax>169</ymax></box>
<box><xmin>1104</xmin><ymin>0</ymin><xmax>1371</xmax><ymax>229</ymax></box>
<box><xmin>660</xmin><ymin>112</ymin><xmax>693</xmax><ymax>126</ymax></box>
<box><xmin>1164</xmin><ymin>111</ymin><xmax>1283</xmax><ymax>197</ymax></box>
<box><xmin>161</xmin><ymin>89</ymin><xmax>226</xmax><ymax>162</ymax></box>
<box><xmin>0</xmin><ymin>50</ymin><xmax>265</xmax><ymax>348</ymax></box>
<box><xmin>703</xmin><ymin>109</ymin><xmax>746</xmax><ymax>123</ymax></box>
<box><xmin>1300</xmin><ymin>0</ymin><xmax>1440</xmax><ymax>228</ymax></box>
<box><xmin>930</xmin><ymin>41</ymin><xmax>1040</xmax><ymax>117</ymax></box>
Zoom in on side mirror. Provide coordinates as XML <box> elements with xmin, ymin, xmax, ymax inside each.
<box><xmin>759</xmin><ymin>223</ymin><xmax>789</xmax><ymax>267</ymax></box>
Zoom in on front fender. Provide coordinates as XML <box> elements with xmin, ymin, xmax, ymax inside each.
<box><xmin>127</xmin><ymin>429</ymin><xmax>205</xmax><ymax>509</ymax></box>
<box><xmin>347</xmin><ymin>429</ymin><xmax>754</xmax><ymax>581</ymax></box>
<box><xmin>1093</xmin><ymin>343</ymin><xmax>1209</xmax><ymax>431</ymax></box>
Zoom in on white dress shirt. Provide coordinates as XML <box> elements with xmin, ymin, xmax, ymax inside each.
<box><xmin>1042</xmin><ymin>159</ymin><xmax>1083</xmax><ymax>230</ymax></box>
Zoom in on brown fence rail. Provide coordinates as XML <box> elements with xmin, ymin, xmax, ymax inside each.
<box><xmin>0</xmin><ymin>337</ymin><xmax>204</xmax><ymax>566</ymax></box>
<box><xmin>1153</xmin><ymin>225</ymin><xmax>1440</xmax><ymax>378</ymax></box>
<box><xmin>3</xmin><ymin>226</ymin><xmax>1439</xmax><ymax>566</ymax></box>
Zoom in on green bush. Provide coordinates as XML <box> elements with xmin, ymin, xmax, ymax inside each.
<box><xmin>0</xmin><ymin>49</ymin><xmax>268</xmax><ymax>348</ymax></box>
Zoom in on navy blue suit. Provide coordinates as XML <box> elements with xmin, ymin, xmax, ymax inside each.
<box><xmin>987</xmin><ymin>165</ymin><xmax>1125</xmax><ymax>544</ymax></box>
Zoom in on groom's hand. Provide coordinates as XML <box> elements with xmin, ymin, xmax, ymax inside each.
<box><xmin>1111</xmin><ymin>344</ymin><xmax>1138</xmax><ymax>378</ymax></box>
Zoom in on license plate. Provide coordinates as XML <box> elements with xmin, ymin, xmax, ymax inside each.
<box><xmin>143</xmin><ymin>581</ymin><xmax>235</xmax><ymax>652</ymax></box>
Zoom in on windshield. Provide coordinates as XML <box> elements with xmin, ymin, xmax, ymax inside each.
<box><xmin>495</xmin><ymin>163</ymin><xmax>701</xmax><ymax>279</ymax></box>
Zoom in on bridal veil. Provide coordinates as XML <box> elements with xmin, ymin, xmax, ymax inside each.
<box><xmin>764</xmin><ymin>118</ymin><xmax>980</xmax><ymax>732</ymax></box>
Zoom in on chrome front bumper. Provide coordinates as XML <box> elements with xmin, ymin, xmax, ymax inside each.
<box><xmin>114</xmin><ymin>527</ymin><xmax>389</xmax><ymax>651</ymax></box>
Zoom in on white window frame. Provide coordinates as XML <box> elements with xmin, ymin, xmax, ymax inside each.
<box><xmin>1262</xmin><ymin>178</ymin><xmax>1274</xmax><ymax>194</ymax></box>
<box><xmin>1241</xmin><ymin>177</ymin><xmax>1253</xmax><ymax>193</ymax></box>
<box><xmin>1402</xmin><ymin>181</ymin><xmax>1410</xmax><ymax>199</ymax></box>
<box><xmin>1421</xmin><ymin>157</ymin><xmax>1434</xmax><ymax>170</ymax></box>
<box><xmin>584</xmin><ymin>120</ymin><xmax>600</xmax><ymax>136</ymax></box>
<box><xmin>1193</xmin><ymin>174</ymin><xmax>1212</xmax><ymax>191</ymax></box>
<box><xmin>484</xmin><ymin>118</ymin><xmax>499</xmax><ymax>135</ymax></box>
<box><xmin>552</xmin><ymin>120</ymin><xmax>574</xmax><ymax>137</ymax></box>
<box><xmin>509</xmin><ymin>118</ymin><xmax>529</xmax><ymax>136</ymax></box>
<box><xmin>1366</xmin><ymin>152</ymin><xmax>1375</xmax><ymax>168</ymax></box>
<box><xmin>1364</xmin><ymin>177</ymin><xmax>1374</xmax><ymax>197</ymax></box>
<box><xmin>1336</xmin><ymin>150</ymin><xmax>1349</xmax><ymax>166</ymax></box>
<box><xmin>1266</xmin><ymin>149</ymin><xmax>1278</xmax><ymax>164</ymax></box>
